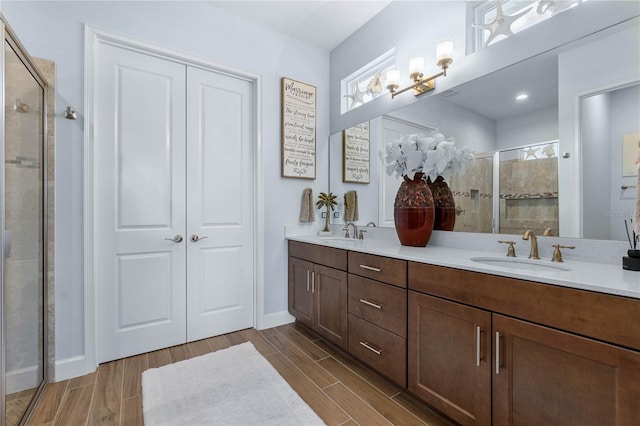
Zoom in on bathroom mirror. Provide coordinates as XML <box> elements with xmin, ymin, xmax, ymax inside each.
<box><xmin>329</xmin><ymin>19</ymin><xmax>640</xmax><ymax>241</ymax></box>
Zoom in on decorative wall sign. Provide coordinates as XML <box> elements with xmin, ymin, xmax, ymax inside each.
<box><xmin>281</xmin><ymin>77</ymin><xmax>316</xmax><ymax>179</ymax></box>
<box><xmin>622</xmin><ymin>133</ymin><xmax>640</xmax><ymax>177</ymax></box>
<box><xmin>342</xmin><ymin>121</ymin><xmax>370</xmax><ymax>183</ymax></box>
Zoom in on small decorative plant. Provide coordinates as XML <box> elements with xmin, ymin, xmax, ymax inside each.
<box><xmin>316</xmin><ymin>192</ymin><xmax>338</xmax><ymax>232</ymax></box>
<box><xmin>380</xmin><ymin>131</ymin><xmax>474</xmax><ymax>182</ymax></box>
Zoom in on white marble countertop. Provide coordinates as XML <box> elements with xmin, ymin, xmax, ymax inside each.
<box><xmin>287</xmin><ymin>234</ymin><xmax>640</xmax><ymax>300</ymax></box>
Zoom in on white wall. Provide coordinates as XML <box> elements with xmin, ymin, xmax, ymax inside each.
<box><xmin>1</xmin><ymin>0</ymin><xmax>330</xmax><ymax>377</ymax></box>
<box><xmin>389</xmin><ymin>96</ymin><xmax>496</xmax><ymax>154</ymax></box>
<box><xmin>496</xmin><ymin>106</ymin><xmax>558</xmax><ymax>150</ymax></box>
<box><xmin>581</xmin><ymin>93</ymin><xmax>612</xmax><ymax>240</ymax></box>
<box><xmin>609</xmin><ymin>84</ymin><xmax>640</xmax><ymax>240</ymax></box>
<box><xmin>558</xmin><ymin>22</ymin><xmax>640</xmax><ymax>237</ymax></box>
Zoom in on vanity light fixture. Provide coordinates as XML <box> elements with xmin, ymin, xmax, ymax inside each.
<box><xmin>386</xmin><ymin>39</ymin><xmax>453</xmax><ymax>98</ymax></box>
<box><xmin>515</xmin><ymin>93</ymin><xmax>529</xmax><ymax>101</ymax></box>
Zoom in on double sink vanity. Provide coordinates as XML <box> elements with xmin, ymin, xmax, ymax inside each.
<box><xmin>287</xmin><ymin>232</ymin><xmax>640</xmax><ymax>425</ymax></box>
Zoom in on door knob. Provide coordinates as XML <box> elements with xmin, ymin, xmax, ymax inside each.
<box><xmin>164</xmin><ymin>235</ymin><xmax>183</xmax><ymax>243</ymax></box>
<box><xmin>191</xmin><ymin>234</ymin><xmax>208</xmax><ymax>242</ymax></box>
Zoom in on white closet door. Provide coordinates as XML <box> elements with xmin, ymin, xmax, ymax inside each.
<box><xmin>185</xmin><ymin>66</ymin><xmax>254</xmax><ymax>341</ymax></box>
<box><xmin>95</xmin><ymin>44</ymin><xmax>187</xmax><ymax>363</ymax></box>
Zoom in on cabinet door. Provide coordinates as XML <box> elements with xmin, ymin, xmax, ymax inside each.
<box><xmin>314</xmin><ymin>264</ymin><xmax>348</xmax><ymax>350</ymax></box>
<box><xmin>493</xmin><ymin>314</ymin><xmax>640</xmax><ymax>426</ymax></box>
<box><xmin>288</xmin><ymin>257</ymin><xmax>314</xmax><ymax>328</ymax></box>
<box><xmin>408</xmin><ymin>291</ymin><xmax>491</xmax><ymax>426</ymax></box>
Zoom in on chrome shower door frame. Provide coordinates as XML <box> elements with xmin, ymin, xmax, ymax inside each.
<box><xmin>0</xmin><ymin>15</ymin><xmax>49</xmax><ymax>426</ymax></box>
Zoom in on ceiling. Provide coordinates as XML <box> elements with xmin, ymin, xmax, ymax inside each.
<box><xmin>207</xmin><ymin>1</ymin><xmax>393</xmax><ymax>50</ymax></box>
<box><xmin>440</xmin><ymin>53</ymin><xmax>559</xmax><ymax>121</ymax></box>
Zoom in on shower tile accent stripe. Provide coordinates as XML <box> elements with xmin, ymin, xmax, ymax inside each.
<box><xmin>5</xmin><ymin>156</ymin><xmax>40</xmax><ymax>169</ymax></box>
<box><xmin>453</xmin><ymin>191</ymin><xmax>493</xmax><ymax>199</ymax></box>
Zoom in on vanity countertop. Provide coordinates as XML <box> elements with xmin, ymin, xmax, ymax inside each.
<box><xmin>287</xmin><ymin>234</ymin><xmax>640</xmax><ymax>300</ymax></box>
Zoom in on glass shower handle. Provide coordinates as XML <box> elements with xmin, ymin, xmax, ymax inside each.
<box><xmin>3</xmin><ymin>230</ymin><xmax>9</xmax><ymax>257</ymax></box>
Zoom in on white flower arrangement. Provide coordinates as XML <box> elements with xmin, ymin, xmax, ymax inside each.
<box><xmin>380</xmin><ymin>131</ymin><xmax>474</xmax><ymax>183</ymax></box>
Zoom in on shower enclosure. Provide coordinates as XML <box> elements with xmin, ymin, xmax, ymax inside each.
<box><xmin>0</xmin><ymin>17</ymin><xmax>48</xmax><ymax>426</ymax></box>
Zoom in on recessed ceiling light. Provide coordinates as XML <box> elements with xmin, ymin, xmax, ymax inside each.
<box><xmin>516</xmin><ymin>93</ymin><xmax>529</xmax><ymax>101</ymax></box>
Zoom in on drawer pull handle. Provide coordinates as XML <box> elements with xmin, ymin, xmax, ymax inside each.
<box><xmin>311</xmin><ymin>271</ymin><xmax>315</xmax><ymax>294</ymax></box>
<box><xmin>359</xmin><ymin>264</ymin><xmax>381</xmax><ymax>272</ymax></box>
<box><xmin>476</xmin><ymin>326</ymin><xmax>482</xmax><ymax>367</ymax></box>
<box><xmin>306</xmin><ymin>270</ymin><xmax>310</xmax><ymax>292</ymax></box>
<box><xmin>495</xmin><ymin>331</ymin><xmax>501</xmax><ymax>375</ymax></box>
<box><xmin>359</xmin><ymin>341</ymin><xmax>382</xmax><ymax>355</ymax></box>
<box><xmin>359</xmin><ymin>299</ymin><xmax>382</xmax><ymax>309</ymax></box>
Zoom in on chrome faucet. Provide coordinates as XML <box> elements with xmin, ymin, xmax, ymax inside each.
<box><xmin>343</xmin><ymin>223</ymin><xmax>358</xmax><ymax>239</ymax></box>
<box><xmin>522</xmin><ymin>230</ymin><xmax>540</xmax><ymax>259</ymax></box>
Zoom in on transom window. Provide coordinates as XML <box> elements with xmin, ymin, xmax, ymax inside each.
<box><xmin>341</xmin><ymin>48</ymin><xmax>396</xmax><ymax>113</ymax></box>
<box><xmin>472</xmin><ymin>0</ymin><xmax>586</xmax><ymax>52</ymax></box>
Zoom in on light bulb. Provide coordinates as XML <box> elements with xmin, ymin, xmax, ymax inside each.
<box><xmin>409</xmin><ymin>55</ymin><xmax>424</xmax><ymax>79</ymax></box>
<box><xmin>386</xmin><ymin>68</ymin><xmax>400</xmax><ymax>89</ymax></box>
<box><xmin>436</xmin><ymin>39</ymin><xmax>453</xmax><ymax>71</ymax></box>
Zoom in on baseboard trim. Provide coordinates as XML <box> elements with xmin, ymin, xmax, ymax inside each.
<box><xmin>54</xmin><ymin>355</ymin><xmax>89</xmax><ymax>382</ymax></box>
<box><xmin>257</xmin><ymin>310</ymin><xmax>294</xmax><ymax>330</ymax></box>
<box><xmin>6</xmin><ymin>365</ymin><xmax>38</xmax><ymax>394</ymax></box>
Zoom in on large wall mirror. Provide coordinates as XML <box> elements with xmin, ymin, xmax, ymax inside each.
<box><xmin>329</xmin><ymin>18</ymin><xmax>640</xmax><ymax>241</ymax></box>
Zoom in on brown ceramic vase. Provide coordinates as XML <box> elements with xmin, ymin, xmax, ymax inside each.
<box><xmin>428</xmin><ymin>175</ymin><xmax>456</xmax><ymax>231</ymax></box>
<box><xmin>394</xmin><ymin>173</ymin><xmax>435</xmax><ymax>247</ymax></box>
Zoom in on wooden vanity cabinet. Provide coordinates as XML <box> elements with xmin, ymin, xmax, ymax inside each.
<box><xmin>288</xmin><ymin>241</ymin><xmax>348</xmax><ymax>350</ymax></box>
<box><xmin>408</xmin><ymin>262</ymin><xmax>640</xmax><ymax>426</ymax></box>
<box><xmin>408</xmin><ymin>291</ymin><xmax>491</xmax><ymax>426</ymax></box>
<box><xmin>347</xmin><ymin>252</ymin><xmax>408</xmax><ymax>386</ymax></box>
<box><xmin>493</xmin><ymin>314</ymin><xmax>640</xmax><ymax>426</ymax></box>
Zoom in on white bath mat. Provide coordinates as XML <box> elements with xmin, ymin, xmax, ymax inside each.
<box><xmin>142</xmin><ymin>341</ymin><xmax>325</xmax><ymax>426</ymax></box>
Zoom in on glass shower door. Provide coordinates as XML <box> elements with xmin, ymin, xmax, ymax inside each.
<box><xmin>3</xmin><ymin>38</ymin><xmax>46</xmax><ymax>426</ymax></box>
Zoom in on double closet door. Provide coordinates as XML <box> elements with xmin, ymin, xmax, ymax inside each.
<box><xmin>93</xmin><ymin>43</ymin><xmax>254</xmax><ymax>363</ymax></box>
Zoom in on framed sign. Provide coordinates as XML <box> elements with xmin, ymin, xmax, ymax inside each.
<box><xmin>281</xmin><ymin>77</ymin><xmax>316</xmax><ymax>179</ymax></box>
<box><xmin>622</xmin><ymin>133</ymin><xmax>640</xmax><ymax>177</ymax></box>
<box><xmin>342</xmin><ymin>121</ymin><xmax>370</xmax><ymax>183</ymax></box>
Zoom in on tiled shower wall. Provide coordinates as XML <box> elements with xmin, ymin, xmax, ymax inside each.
<box><xmin>451</xmin><ymin>156</ymin><xmax>494</xmax><ymax>233</ymax></box>
<box><xmin>33</xmin><ymin>57</ymin><xmax>55</xmax><ymax>383</ymax></box>
<box><xmin>4</xmin><ymin>53</ymin><xmax>55</xmax><ymax>388</ymax></box>
<box><xmin>499</xmin><ymin>157</ymin><xmax>559</xmax><ymax>235</ymax></box>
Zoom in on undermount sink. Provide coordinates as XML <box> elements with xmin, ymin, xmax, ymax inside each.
<box><xmin>319</xmin><ymin>237</ymin><xmax>359</xmax><ymax>246</ymax></box>
<box><xmin>470</xmin><ymin>256</ymin><xmax>572</xmax><ymax>272</ymax></box>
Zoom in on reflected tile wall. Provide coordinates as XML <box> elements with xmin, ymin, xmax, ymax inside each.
<box><xmin>450</xmin><ymin>156</ymin><xmax>494</xmax><ymax>233</ymax></box>
<box><xmin>499</xmin><ymin>157</ymin><xmax>559</xmax><ymax>235</ymax></box>
<box><xmin>33</xmin><ymin>56</ymin><xmax>55</xmax><ymax>382</ymax></box>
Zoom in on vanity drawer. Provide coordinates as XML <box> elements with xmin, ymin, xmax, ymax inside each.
<box><xmin>348</xmin><ymin>251</ymin><xmax>407</xmax><ymax>288</ymax></box>
<box><xmin>348</xmin><ymin>274</ymin><xmax>406</xmax><ymax>338</ymax></box>
<box><xmin>288</xmin><ymin>240</ymin><xmax>347</xmax><ymax>271</ymax></box>
<box><xmin>348</xmin><ymin>314</ymin><xmax>406</xmax><ymax>387</ymax></box>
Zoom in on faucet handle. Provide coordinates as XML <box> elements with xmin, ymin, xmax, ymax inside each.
<box><xmin>551</xmin><ymin>244</ymin><xmax>575</xmax><ymax>262</ymax></box>
<box><xmin>342</xmin><ymin>227</ymin><xmax>350</xmax><ymax>238</ymax></box>
<box><xmin>498</xmin><ymin>240</ymin><xmax>517</xmax><ymax>257</ymax></box>
<box><xmin>358</xmin><ymin>229</ymin><xmax>366</xmax><ymax>240</ymax></box>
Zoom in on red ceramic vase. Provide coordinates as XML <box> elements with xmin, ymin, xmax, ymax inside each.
<box><xmin>394</xmin><ymin>173</ymin><xmax>435</xmax><ymax>247</ymax></box>
<box><xmin>427</xmin><ymin>175</ymin><xmax>456</xmax><ymax>231</ymax></box>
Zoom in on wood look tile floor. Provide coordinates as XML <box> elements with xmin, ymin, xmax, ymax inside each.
<box><xmin>25</xmin><ymin>324</ymin><xmax>456</xmax><ymax>426</ymax></box>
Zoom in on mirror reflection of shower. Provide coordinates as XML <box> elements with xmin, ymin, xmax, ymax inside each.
<box><xmin>3</xmin><ymin>31</ymin><xmax>48</xmax><ymax>426</ymax></box>
<box><xmin>449</xmin><ymin>141</ymin><xmax>559</xmax><ymax>236</ymax></box>
<box><xmin>497</xmin><ymin>141</ymin><xmax>559</xmax><ymax>236</ymax></box>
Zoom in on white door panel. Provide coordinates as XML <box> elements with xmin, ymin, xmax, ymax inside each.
<box><xmin>186</xmin><ymin>67</ymin><xmax>254</xmax><ymax>342</ymax></box>
<box><xmin>95</xmin><ymin>44</ymin><xmax>187</xmax><ymax>363</ymax></box>
<box><xmin>94</xmin><ymin>40</ymin><xmax>255</xmax><ymax>362</ymax></box>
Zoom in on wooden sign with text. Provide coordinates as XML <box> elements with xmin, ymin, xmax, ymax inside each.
<box><xmin>281</xmin><ymin>77</ymin><xmax>316</xmax><ymax>179</ymax></box>
<box><xmin>343</xmin><ymin>121</ymin><xmax>370</xmax><ymax>183</ymax></box>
